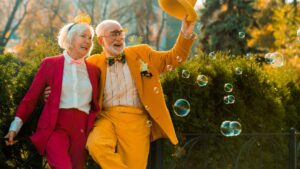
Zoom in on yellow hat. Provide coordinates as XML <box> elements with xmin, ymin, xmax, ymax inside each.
<box><xmin>158</xmin><ymin>0</ymin><xmax>197</xmax><ymax>21</ymax></box>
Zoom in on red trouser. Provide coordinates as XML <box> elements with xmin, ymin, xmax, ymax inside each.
<box><xmin>45</xmin><ymin>108</ymin><xmax>88</xmax><ymax>169</ymax></box>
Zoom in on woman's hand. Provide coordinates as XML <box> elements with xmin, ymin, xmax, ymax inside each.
<box><xmin>5</xmin><ymin>131</ymin><xmax>17</xmax><ymax>146</ymax></box>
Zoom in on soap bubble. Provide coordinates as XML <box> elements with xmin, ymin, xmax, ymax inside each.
<box><xmin>173</xmin><ymin>99</ymin><xmax>191</xmax><ymax>117</ymax></box>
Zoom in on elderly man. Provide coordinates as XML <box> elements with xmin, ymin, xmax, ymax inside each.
<box><xmin>86</xmin><ymin>17</ymin><xmax>196</xmax><ymax>169</ymax></box>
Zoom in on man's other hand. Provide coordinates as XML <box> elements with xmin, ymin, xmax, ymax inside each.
<box><xmin>44</xmin><ymin>86</ymin><xmax>51</xmax><ymax>102</ymax></box>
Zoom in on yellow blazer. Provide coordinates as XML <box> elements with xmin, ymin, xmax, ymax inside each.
<box><xmin>87</xmin><ymin>32</ymin><xmax>194</xmax><ymax>145</ymax></box>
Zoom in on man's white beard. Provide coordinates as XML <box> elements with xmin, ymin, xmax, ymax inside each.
<box><xmin>105</xmin><ymin>41</ymin><xmax>126</xmax><ymax>56</ymax></box>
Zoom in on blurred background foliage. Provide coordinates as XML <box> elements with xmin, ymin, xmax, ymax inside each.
<box><xmin>0</xmin><ymin>0</ymin><xmax>299</xmax><ymax>168</ymax></box>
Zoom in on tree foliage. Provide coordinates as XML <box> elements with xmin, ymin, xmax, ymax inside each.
<box><xmin>198</xmin><ymin>0</ymin><xmax>256</xmax><ymax>55</ymax></box>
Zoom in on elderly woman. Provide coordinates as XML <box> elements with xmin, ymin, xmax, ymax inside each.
<box><xmin>5</xmin><ymin>15</ymin><xmax>100</xmax><ymax>169</ymax></box>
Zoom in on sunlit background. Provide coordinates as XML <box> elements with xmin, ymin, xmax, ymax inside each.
<box><xmin>0</xmin><ymin>0</ymin><xmax>300</xmax><ymax>168</ymax></box>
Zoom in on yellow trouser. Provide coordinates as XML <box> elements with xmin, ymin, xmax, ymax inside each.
<box><xmin>86</xmin><ymin>106</ymin><xmax>151</xmax><ymax>169</ymax></box>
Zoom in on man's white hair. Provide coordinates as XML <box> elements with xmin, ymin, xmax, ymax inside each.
<box><xmin>95</xmin><ymin>20</ymin><xmax>121</xmax><ymax>37</ymax></box>
<box><xmin>57</xmin><ymin>23</ymin><xmax>95</xmax><ymax>55</ymax></box>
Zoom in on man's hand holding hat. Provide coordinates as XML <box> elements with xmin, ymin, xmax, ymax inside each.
<box><xmin>181</xmin><ymin>16</ymin><xmax>197</xmax><ymax>40</ymax></box>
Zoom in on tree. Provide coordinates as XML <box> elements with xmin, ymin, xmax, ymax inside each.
<box><xmin>73</xmin><ymin>0</ymin><xmax>103</xmax><ymax>25</ymax></box>
<box><xmin>198</xmin><ymin>0</ymin><xmax>257</xmax><ymax>55</ymax></box>
<box><xmin>19</xmin><ymin>0</ymin><xmax>74</xmax><ymax>41</ymax></box>
<box><xmin>247</xmin><ymin>0</ymin><xmax>283</xmax><ymax>53</ymax></box>
<box><xmin>0</xmin><ymin>0</ymin><xmax>29</xmax><ymax>54</ymax></box>
<box><xmin>14</xmin><ymin>0</ymin><xmax>76</xmax><ymax>57</ymax></box>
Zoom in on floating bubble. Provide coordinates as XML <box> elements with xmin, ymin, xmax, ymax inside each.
<box><xmin>145</xmin><ymin>105</ymin><xmax>150</xmax><ymax>111</ymax></box>
<box><xmin>224</xmin><ymin>95</ymin><xmax>235</xmax><ymax>104</ymax></box>
<box><xmin>176</xmin><ymin>56</ymin><xmax>183</xmax><ymax>63</ymax></box>
<box><xmin>239</xmin><ymin>32</ymin><xmax>245</xmax><ymax>39</ymax></box>
<box><xmin>270</xmin><ymin>52</ymin><xmax>284</xmax><ymax>67</ymax></box>
<box><xmin>146</xmin><ymin>120</ymin><xmax>152</xmax><ymax>127</ymax></box>
<box><xmin>257</xmin><ymin>142</ymin><xmax>261</xmax><ymax>147</ymax></box>
<box><xmin>166</xmin><ymin>65</ymin><xmax>173</xmax><ymax>71</ymax></box>
<box><xmin>153</xmin><ymin>87</ymin><xmax>159</xmax><ymax>94</ymax></box>
<box><xmin>224</xmin><ymin>83</ymin><xmax>233</xmax><ymax>93</ymax></box>
<box><xmin>209</xmin><ymin>51</ymin><xmax>216</xmax><ymax>60</ymax></box>
<box><xmin>264</xmin><ymin>52</ymin><xmax>284</xmax><ymax>67</ymax></box>
<box><xmin>172</xmin><ymin>146</ymin><xmax>186</xmax><ymax>158</ymax></box>
<box><xmin>220</xmin><ymin>121</ymin><xmax>233</xmax><ymax>137</ymax></box>
<box><xmin>235</xmin><ymin>67</ymin><xmax>242</xmax><ymax>75</ymax></box>
<box><xmin>246</xmin><ymin>53</ymin><xmax>252</xmax><ymax>58</ymax></box>
<box><xmin>264</xmin><ymin>53</ymin><xmax>273</xmax><ymax>64</ymax></box>
<box><xmin>173</xmin><ymin>99</ymin><xmax>191</xmax><ymax>117</ymax></box>
<box><xmin>230</xmin><ymin>121</ymin><xmax>242</xmax><ymax>136</ymax></box>
<box><xmin>182</xmin><ymin>70</ymin><xmax>190</xmax><ymax>78</ymax></box>
<box><xmin>196</xmin><ymin>75</ymin><xmax>208</xmax><ymax>87</ymax></box>
<box><xmin>220</xmin><ymin>121</ymin><xmax>242</xmax><ymax>137</ymax></box>
<box><xmin>297</xmin><ymin>28</ymin><xmax>300</xmax><ymax>37</ymax></box>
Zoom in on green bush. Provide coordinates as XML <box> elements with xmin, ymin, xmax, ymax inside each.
<box><xmin>0</xmin><ymin>53</ymin><xmax>44</xmax><ymax>168</ymax></box>
<box><xmin>161</xmin><ymin>52</ymin><xmax>300</xmax><ymax>168</ymax></box>
<box><xmin>1</xmin><ymin>50</ymin><xmax>300</xmax><ymax>168</ymax></box>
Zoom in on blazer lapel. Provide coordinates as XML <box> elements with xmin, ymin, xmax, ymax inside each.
<box><xmin>56</xmin><ymin>55</ymin><xmax>65</xmax><ymax>102</ymax></box>
<box><xmin>49</xmin><ymin>55</ymin><xmax>64</xmax><ymax>128</ymax></box>
<box><xmin>124</xmin><ymin>48</ymin><xmax>143</xmax><ymax>97</ymax></box>
<box><xmin>96</xmin><ymin>53</ymin><xmax>107</xmax><ymax>110</ymax></box>
<box><xmin>85</xmin><ymin>61</ymin><xmax>98</xmax><ymax>108</ymax></box>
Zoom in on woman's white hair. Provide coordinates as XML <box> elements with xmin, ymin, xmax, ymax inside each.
<box><xmin>57</xmin><ymin>23</ymin><xmax>95</xmax><ymax>55</ymax></box>
<box><xmin>95</xmin><ymin>20</ymin><xmax>121</xmax><ymax>37</ymax></box>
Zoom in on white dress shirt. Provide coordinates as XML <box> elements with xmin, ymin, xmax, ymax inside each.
<box><xmin>59</xmin><ymin>50</ymin><xmax>92</xmax><ymax>113</ymax></box>
<box><xmin>103</xmin><ymin>58</ymin><xmax>143</xmax><ymax>109</ymax></box>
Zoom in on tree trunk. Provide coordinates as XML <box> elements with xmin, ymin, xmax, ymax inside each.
<box><xmin>0</xmin><ymin>0</ymin><xmax>21</xmax><ymax>54</ymax></box>
<box><xmin>156</xmin><ymin>12</ymin><xmax>166</xmax><ymax>50</ymax></box>
<box><xmin>144</xmin><ymin>0</ymin><xmax>152</xmax><ymax>44</ymax></box>
<box><xmin>102</xmin><ymin>0</ymin><xmax>110</xmax><ymax>20</ymax></box>
<box><xmin>0</xmin><ymin>0</ymin><xmax>29</xmax><ymax>54</ymax></box>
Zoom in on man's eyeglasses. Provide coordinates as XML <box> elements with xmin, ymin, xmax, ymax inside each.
<box><xmin>101</xmin><ymin>28</ymin><xmax>128</xmax><ymax>40</ymax></box>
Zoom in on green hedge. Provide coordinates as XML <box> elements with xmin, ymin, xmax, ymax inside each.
<box><xmin>161</xmin><ymin>52</ymin><xmax>300</xmax><ymax>168</ymax></box>
<box><xmin>0</xmin><ymin>53</ymin><xmax>44</xmax><ymax>168</ymax></box>
<box><xmin>1</xmin><ymin>51</ymin><xmax>300</xmax><ymax>168</ymax></box>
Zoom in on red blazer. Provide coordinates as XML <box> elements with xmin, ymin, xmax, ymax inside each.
<box><xmin>15</xmin><ymin>55</ymin><xmax>100</xmax><ymax>155</ymax></box>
